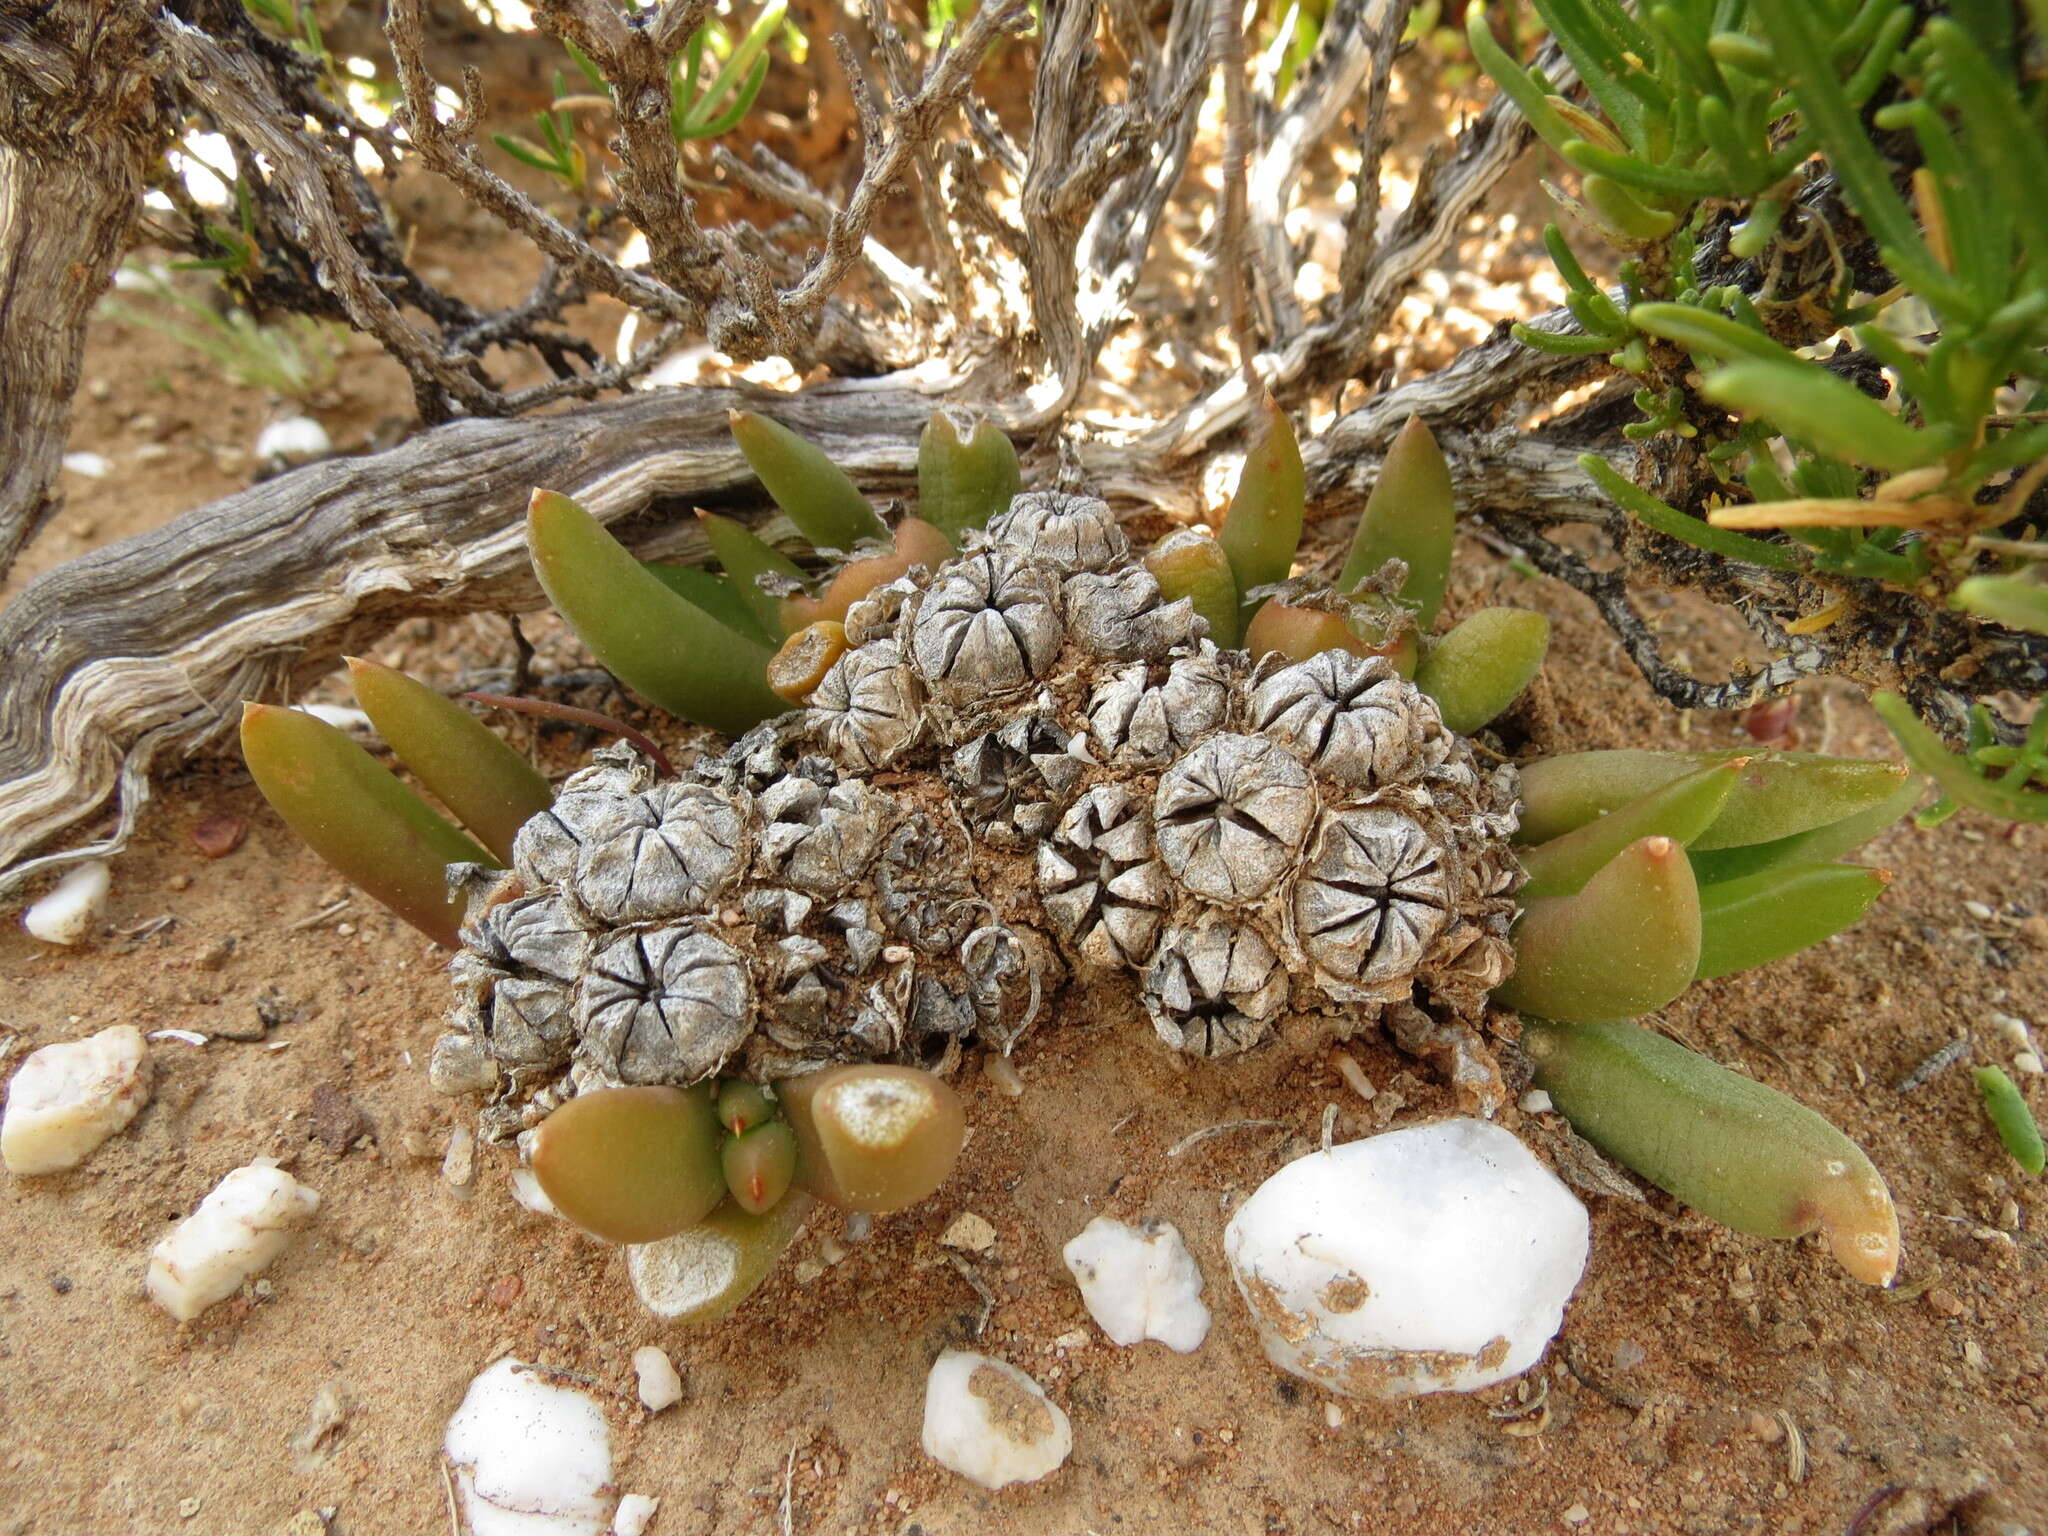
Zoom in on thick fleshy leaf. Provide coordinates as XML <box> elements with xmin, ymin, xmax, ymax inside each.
<box><xmin>344</xmin><ymin>658</ymin><xmax>554</xmax><ymax>865</ymax></box>
<box><xmin>782</xmin><ymin>517</ymin><xmax>954</xmax><ymax>631</ymax></box>
<box><xmin>1694</xmin><ymin>863</ymin><xmax>1890</xmax><ymax>980</ymax></box>
<box><xmin>1525</xmin><ymin>1019</ymin><xmax>1901</xmax><ymax>1286</ymax></box>
<box><xmin>729</xmin><ymin>408</ymin><xmax>889</xmax><ymax>552</ymax></box>
<box><xmin>529</xmin><ymin>1085</ymin><xmax>726</xmax><ymax>1245</ymax></box>
<box><xmin>240</xmin><ymin>702</ymin><xmax>493</xmax><ymax>947</ymax></box>
<box><xmin>778</xmin><ymin>1064</ymin><xmax>966</xmax><ymax>1213</ymax></box>
<box><xmin>1515</xmin><ymin>749</ymin><xmax>1913</xmax><ymax>849</ymax></box>
<box><xmin>1146</xmin><ymin>530</ymin><xmax>1241</xmax><ymax>648</ymax></box>
<box><xmin>1413</xmin><ymin>606</ymin><xmax>1549</xmax><ymax>733</ymax></box>
<box><xmin>1954</xmin><ymin>573</ymin><xmax>2048</xmax><ymax>636</ymax></box>
<box><xmin>716</xmin><ymin>1079</ymin><xmax>778</xmax><ymax>1136</ymax></box>
<box><xmin>1974</xmin><ymin>1066</ymin><xmax>2044</xmax><ymax>1176</ymax></box>
<box><xmin>1243</xmin><ymin>602</ymin><xmax>1418</xmax><ymax>676</ymax></box>
<box><xmin>1687</xmin><ymin>771</ymin><xmax>1922</xmax><ymax>885</ymax></box>
<box><xmin>1495</xmin><ymin>836</ymin><xmax>1700</xmax><ymax>1023</ymax></box>
<box><xmin>1335</xmin><ymin>415</ymin><xmax>1456</xmax><ymax>624</ymax></box>
<box><xmin>642</xmin><ymin>560</ymin><xmax>775</xmax><ymax>645</ymax></box>
<box><xmin>767</xmin><ymin>620</ymin><xmax>850</xmax><ymax>704</ymax></box>
<box><xmin>1699</xmin><ymin>360</ymin><xmax>1937</xmax><ymax>473</ymax></box>
<box><xmin>626</xmin><ymin>1192</ymin><xmax>814</xmax><ymax>1323</ymax></box>
<box><xmin>722</xmin><ymin>1121</ymin><xmax>798</xmax><ymax>1214</ymax></box>
<box><xmin>1517</xmin><ymin>760</ymin><xmax>1743</xmax><ymax>900</ymax></box>
<box><xmin>1219</xmin><ymin>398</ymin><xmax>1304</xmax><ymax>621</ymax></box>
<box><xmin>700</xmin><ymin>510</ymin><xmax>808</xmax><ymax>641</ymax></box>
<box><xmin>527</xmin><ymin>489</ymin><xmax>785</xmax><ymax>734</ymax></box>
<box><xmin>918</xmin><ymin>409</ymin><xmax>1021</xmax><ymax>540</ymax></box>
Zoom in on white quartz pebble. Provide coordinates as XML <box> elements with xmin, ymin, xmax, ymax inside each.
<box><xmin>2</xmin><ymin>1024</ymin><xmax>151</xmax><ymax>1175</ymax></box>
<box><xmin>633</xmin><ymin>1345</ymin><xmax>683</xmax><ymax>1412</ymax></box>
<box><xmin>1062</xmin><ymin>1216</ymin><xmax>1211</xmax><ymax>1352</ymax></box>
<box><xmin>920</xmin><ymin>1350</ymin><xmax>1071</xmax><ymax>1490</ymax></box>
<box><xmin>445</xmin><ymin>1358</ymin><xmax>614</xmax><ymax>1536</ymax></box>
<box><xmin>612</xmin><ymin>1494</ymin><xmax>659</xmax><ymax>1536</ymax></box>
<box><xmin>256</xmin><ymin>416</ymin><xmax>332</xmax><ymax>465</ymax></box>
<box><xmin>1224</xmin><ymin>1118</ymin><xmax>1589</xmax><ymax>1399</ymax></box>
<box><xmin>22</xmin><ymin>862</ymin><xmax>110</xmax><ymax>945</ymax></box>
<box><xmin>145</xmin><ymin>1162</ymin><xmax>321</xmax><ymax>1321</ymax></box>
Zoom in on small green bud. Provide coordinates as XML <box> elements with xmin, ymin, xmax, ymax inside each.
<box><xmin>626</xmin><ymin>1192</ymin><xmax>814</xmax><ymax>1324</ymax></box>
<box><xmin>716</xmin><ymin>1080</ymin><xmax>778</xmax><ymax>1135</ymax></box>
<box><xmin>1413</xmin><ymin>606</ymin><xmax>1549</xmax><ymax>733</ymax></box>
<box><xmin>1495</xmin><ymin>836</ymin><xmax>1701</xmax><ymax>1023</ymax></box>
<box><xmin>1694</xmin><ymin>863</ymin><xmax>1891</xmax><ymax>981</ymax></box>
<box><xmin>1335</xmin><ymin>415</ymin><xmax>1456</xmax><ymax>625</ymax></box>
<box><xmin>778</xmin><ymin>1064</ymin><xmax>967</xmax><ymax>1213</ymax></box>
<box><xmin>1218</xmin><ymin>398</ymin><xmax>1305</xmax><ymax>624</ymax></box>
<box><xmin>722</xmin><ymin>1121</ymin><xmax>798</xmax><ymax>1214</ymax></box>
<box><xmin>729</xmin><ymin>408</ymin><xmax>890</xmax><ymax>552</ymax></box>
<box><xmin>1974</xmin><ymin>1066</ymin><xmax>2044</xmax><ymax>1177</ymax></box>
<box><xmin>1525</xmin><ymin>1020</ymin><xmax>1900</xmax><ymax>1286</ymax></box>
<box><xmin>529</xmin><ymin>1085</ymin><xmax>726</xmax><ymax>1245</ymax></box>
<box><xmin>1517</xmin><ymin>760</ymin><xmax>1743</xmax><ymax>900</ymax></box>
<box><xmin>239</xmin><ymin>702</ymin><xmax>493</xmax><ymax>948</ymax></box>
<box><xmin>1145</xmin><ymin>530</ymin><xmax>1241</xmax><ymax>648</ymax></box>
<box><xmin>918</xmin><ymin>409</ymin><xmax>1021</xmax><ymax>540</ymax></box>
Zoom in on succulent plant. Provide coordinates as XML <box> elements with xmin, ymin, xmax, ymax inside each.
<box><xmin>244</xmin><ymin>406</ymin><xmax>1927</xmax><ymax>1303</ymax></box>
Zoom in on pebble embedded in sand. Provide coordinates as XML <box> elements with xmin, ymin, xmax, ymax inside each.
<box><xmin>612</xmin><ymin>1494</ymin><xmax>659</xmax><ymax>1536</ymax></box>
<box><xmin>633</xmin><ymin>1346</ymin><xmax>683</xmax><ymax>1412</ymax></box>
<box><xmin>145</xmin><ymin>1162</ymin><xmax>321</xmax><ymax>1321</ymax></box>
<box><xmin>920</xmin><ymin>1350</ymin><xmax>1072</xmax><ymax>1490</ymax></box>
<box><xmin>1223</xmin><ymin>1118</ymin><xmax>1589</xmax><ymax>1399</ymax></box>
<box><xmin>22</xmin><ymin>862</ymin><xmax>110</xmax><ymax>946</ymax></box>
<box><xmin>1</xmin><ymin>1024</ymin><xmax>152</xmax><ymax>1175</ymax></box>
<box><xmin>255</xmin><ymin>416</ymin><xmax>332</xmax><ymax>466</ymax></box>
<box><xmin>444</xmin><ymin>1358</ymin><xmax>614</xmax><ymax>1536</ymax></box>
<box><xmin>1062</xmin><ymin>1216</ymin><xmax>1211</xmax><ymax>1352</ymax></box>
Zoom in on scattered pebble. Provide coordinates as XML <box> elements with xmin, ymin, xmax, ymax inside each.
<box><xmin>1</xmin><ymin>1024</ymin><xmax>151</xmax><ymax>1175</ymax></box>
<box><xmin>1518</xmin><ymin>1089</ymin><xmax>1554</xmax><ymax>1114</ymax></box>
<box><xmin>192</xmin><ymin>815</ymin><xmax>247</xmax><ymax>860</ymax></box>
<box><xmin>1924</xmin><ymin>1287</ymin><xmax>1965</xmax><ymax>1318</ymax></box>
<box><xmin>445</xmin><ymin>1358</ymin><xmax>615</xmax><ymax>1536</ymax></box>
<box><xmin>1963</xmin><ymin>900</ymin><xmax>1996</xmax><ymax>922</ymax></box>
<box><xmin>920</xmin><ymin>1350</ymin><xmax>1072</xmax><ymax>1490</ymax></box>
<box><xmin>61</xmin><ymin>451</ymin><xmax>112</xmax><ymax>479</ymax></box>
<box><xmin>508</xmin><ymin>1168</ymin><xmax>560</xmax><ymax>1218</ymax></box>
<box><xmin>146</xmin><ymin>1161</ymin><xmax>321</xmax><ymax>1321</ymax></box>
<box><xmin>256</xmin><ymin>416</ymin><xmax>332</xmax><ymax>467</ymax></box>
<box><xmin>2015</xmin><ymin>1052</ymin><xmax>2044</xmax><ymax>1076</ymax></box>
<box><xmin>1561</xmin><ymin>1503</ymin><xmax>1591</xmax><ymax>1526</ymax></box>
<box><xmin>442</xmin><ymin>1127</ymin><xmax>476</xmax><ymax>1193</ymax></box>
<box><xmin>633</xmin><ymin>1345</ymin><xmax>683</xmax><ymax>1413</ymax></box>
<box><xmin>22</xmin><ymin>862</ymin><xmax>111</xmax><ymax>945</ymax></box>
<box><xmin>1990</xmin><ymin>1013</ymin><xmax>2034</xmax><ymax>1052</ymax></box>
<box><xmin>940</xmin><ymin>1212</ymin><xmax>998</xmax><ymax>1254</ymax></box>
<box><xmin>1223</xmin><ymin>1119</ymin><xmax>1590</xmax><ymax>1398</ymax></box>
<box><xmin>612</xmin><ymin>1494</ymin><xmax>659</xmax><ymax>1536</ymax></box>
<box><xmin>1061</xmin><ymin>1216</ymin><xmax>1211</xmax><ymax>1353</ymax></box>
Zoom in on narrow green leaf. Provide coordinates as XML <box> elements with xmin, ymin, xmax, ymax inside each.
<box><xmin>728</xmin><ymin>409</ymin><xmax>888</xmax><ymax>552</ymax></box>
<box><xmin>1219</xmin><ymin>398</ymin><xmax>1306</xmax><ymax>623</ymax></box>
<box><xmin>1955</xmin><ymin>574</ymin><xmax>2048</xmax><ymax>636</ymax></box>
<box><xmin>641</xmin><ymin>560</ymin><xmax>774</xmax><ymax>645</ymax></box>
<box><xmin>917</xmin><ymin>408</ymin><xmax>1022</xmax><ymax>539</ymax></box>
<box><xmin>527</xmin><ymin>488</ymin><xmax>786</xmax><ymax>735</ymax></box>
<box><xmin>1517</xmin><ymin>760</ymin><xmax>1743</xmax><ymax>899</ymax></box>
<box><xmin>1687</xmin><ymin>769</ymin><xmax>1923</xmax><ymax>883</ymax></box>
<box><xmin>1525</xmin><ymin>1019</ymin><xmax>1901</xmax><ymax>1285</ymax></box>
<box><xmin>1874</xmin><ymin>691</ymin><xmax>2048</xmax><ymax>822</ymax></box>
<box><xmin>1561</xmin><ymin>139</ymin><xmax>1732</xmax><ymax>200</ymax></box>
<box><xmin>343</xmin><ymin>658</ymin><xmax>553</xmax><ymax>866</ymax></box>
<box><xmin>698</xmin><ymin>510</ymin><xmax>808</xmax><ymax>640</ymax></box>
<box><xmin>1582</xmin><ymin>454</ymin><xmax>1802</xmax><ymax>570</ymax></box>
<box><xmin>239</xmin><ymin>702</ymin><xmax>493</xmax><ymax>947</ymax></box>
<box><xmin>1630</xmin><ymin>301</ymin><xmax>1803</xmax><ymax>364</ymax></box>
<box><xmin>1974</xmin><ymin>1066</ymin><xmax>2045</xmax><ymax>1176</ymax></box>
<box><xmin>1700</xmin><ymin>360</ymin><xmax>1938</xmax><ymax>473</ymax></box>
<box><xmin>1694</xmin><ymin>862</ymin><xmax>1891</xmax><ymax>980</ymax></box>
<box><xmin>1467</xmin><ymin>10</ymin><xmax>1580</xmax><ymax>151</ymax></box>
<box><xmin>1146</xmin><ymin>530</ymin><xmax>1242</xmax><ymax>649</ymax></box>
<box><xmin>1414</xmin><ymin>606</ymin><xmax>1550</xmax><ymax>734</ymax></box>
<box><xmin>1336</xmin><ymin>415</ymin><xmax>1456</xmax><ymax>623</ymax></box>
<box><xmin>1496</xmin><ymin>835</ymin><xmax>1702</xmax><ymax>1023</ymax></box>
<box><xmin>1581</xmin><ymin>174</ymin><xmax>1682</xmax><ymax>240</ymax></box>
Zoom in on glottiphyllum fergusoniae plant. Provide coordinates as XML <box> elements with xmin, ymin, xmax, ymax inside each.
<box><xmin>242</xmin><ymin>407</ymin><xmax>1921</xmax><ymax>1311</ymax></box>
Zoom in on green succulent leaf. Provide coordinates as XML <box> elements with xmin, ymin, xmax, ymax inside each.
<box><xmin>728</xmin><ymin>409</ymin><xmax>889</xmax><ymax>552</ymax></box>
<box><xmin>1146</xmin><ymin>530</ymin><xmax>1242</xmax><ymax>649</ymax></box>
<box><xmin>1687</xmin><ymin>770</ymin><xmax>1922</xmax><ymax>884</ymax></box>
<box><xmin>1581</xmin><ymin>454</ymin><xmax>1802</xmax><ymax>571</ymax></box>
<box><xmin>1699</xmin><ymin>360</ymin><xmax>1939</xmax><ymax>473</ymax></box>
<box><xmin>1525</xmin><ymin>1019</ymin><xmax>1900</xmax><ymax>1285</ymax></box>
<box><xmin>530</xmin><ymin>1085</ymin><xmax>727</xmax><ymax>1245</ymax></box>
<box><xmin>1954</xmin><ymin>573</ymin><xmax>2048</xmax><ymax>636</ymax></box>
<box><xmin>722</xmin><ymin>1120</ymin><xmax>799</xmax><ymax>1214</ymax></box>
<box><xmin>698</xmin><ymin>510</ymin><xmax>809</xmax><ymax>642</ymax></box>
<box><xmin>1974</xmin><ymin>1066</ymin><xmax>2045</xmax><ymax>1176</ymax></box>
<box><xmin>1694</xmin><ymin>862</ymin><xmax>1891</xmax><ymax>980</ymax></box>
<box><xmin>626</xmin><ymin>1192</ymin><xmax>814</xmax><ymax>1323</ymax></box>
<box><xmin>1517</xmin><ymin>759</ymin><xmax>1743</xmax><ymax>899</ymax></box>
<box><xmin>917</xmin><ymin>409</ymin><xmax>1022</xmax><ymax>541</ymax></box>
<box><xmin>1413</xmin><ymin>606</ymin><xmax>1550</xmax><ymax>734</ymax></box>
<box><xmin>640</xmin><ymin>561</ymin><xmax>775</xmax><ymax>646</ymax></box>
<box><xmin>1336</xmin><ymin>415</ymin><xmax>1457</xmax><ymax>625</ymax></box>
<box><xmin>778</xmin><ymin>1064</ymin><xmax>967</xmax><ymax>1213</ymax></box>
<box><xmin>239</xmin><ymin>702</ymin><xmax>494</xmax><ymax>948</ymax></box>
<box><xmin>716</xmin><ymin>1079</ymin><xmax>779</xmax><ymax>1136</ymax></box>
<box><xmin>1874</xmin><ymin>691</ymin><xmax>2048</xmax><ymax>823</ymax></box>
<box><xmin>1220</xmin><ymin>398</ymin><xmax>1306</xmax><ymax>624</ymax></box>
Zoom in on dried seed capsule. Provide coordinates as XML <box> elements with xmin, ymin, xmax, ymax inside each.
<box><xmin>778</xmin><ymin>1065</ymin><xmax>967</xmax><ymax>1213</ymax></box>
<box><xmin>1294</xmin><ymin>807</ymin><xmax>1450</xmax><ymax>990</ymax></box>
<box><xmin>983</xmin><ymin>491</ymin><xmax>1128</xmax><ymax>574</ymax></box>
<box><xmin>1144</xmin><ymin>920</ymin><xmax>1288</xmax><ymax>1057</ymax></box>
<box><xmin>627</xmin><ymin>1191</ymin><xmax>814</xmax><ymax>1323</ymax></box>
<box><xmin>947</xmin><ymin>709</ymin><xmax>1084</xmax><ymax>845</ymax></box>
<box><xmin>722</xmin><ymin>1120</ymin><xmax>799</xmax><ymax>1214</ymax></box>
<box><xmin>1694</xmin><ymin>863</ymin><xmax>1890</xmax><ymax>981</ymax></box>
<box><xmin>918</xmin><ymin>409</ymin><xmax>1022</xmax><ymax>541</ymax></box>
<box><xmin>728</xmin><ymin>409</ymin><xmax>890</xmax><ymax>551</ymax></box>
<box><xmin>1413</xmin><ymin>608</ymin><xmax>1550</xmax><ymax>734</ymax></box>
<box><xmin>1516</xmin><ymin>761</ymin><xmax>1744</xmax><ymax>899</ymax></box>
<box><xmin>344</xmin><ymin>658</ymin><xmax>554</xmax><ymax>865</ymax></box>
<box><xmin>579</xmin><ymin>926</ymin><xmax>753</xmax><ymax>1083</ymax></box>
<box><xmin>571</xmin><ymin>782</ymin><xmax>749</xmax><ymax>925</ymax></box>
<box><xmin>529</xmin><ymin>1084</ymin><xmax>726</xmax><ymax>1245</ymax></box>
<box><xmin>1495</xmin><ymin>837</ymin><xmax>1701</xmax><ymax>1024</ymax></box>
<box><xmin>1062</xmin><ymin>566</ymin><xmax>1199</xmax><ymax>661</ymax></box>
<box><xmin>463</xmin><ymin>893</ymin><xmax>590</xmax><ymax>982</ymax></box>
<box><xmin>769</xmin><ymin>621</ymin><xmax>850</xmax><ymax>704</ymax></box>
<box><xmin>240</xmin><ymin>703</ymin><xmax>494</xmax><ymax>948</ymax></box>
<box><xmin>1154</xmin><ymin>734</ymin><xmax>1316</xmax><ymax>905</ymax></box>
<box><xmin>1146</xmin><ymin>529</ymin><xmax>1241</xmax><ymax>648</ymax></box>
<box><xmin>1335</xmin><ymin>415</ymin><xmax>1456</xmax><ymax>624</ymax></box>
<box><xmin>1037</xmin><ymin>785</ymin><xmax>1171</xmax><ymax>970</ymax></box>
<box><xmin>1087</xmin><ymin>652</ymin><xmax>1236</xmax><ymax>767</ymax></box>
<box><xmin>908</xmin><ymin>552</ymin><xmax>1064</xmax><ymax>707</ymax></box>
<box><xmin>807</xmin><ymin>639</ymin><xmax>925</xmax><ymax>770</ymax></box>
<box><xmin>1218</xmin><ymin>398</ymin><xmax>1305</xmax><ymax>622</ymax></box>
<box><xmin>1525</xmin><ymin>1020</ymin><xmax>1900</xmax><ymax>1286</ymax></box>
<box><xmin>1248</xmin><ymin>651</ymin><xmax>1415</xmax><ymax>787</ymax></box>
<box><xmin>754</xmin><ymin>777</ymin><xmax>892</xmax><ymax>895</ymax></box>
<box><xmin>1974</xmin><ymin>1066</ymin><xmax>2044</xmax><ymax>1177</ymax></box>
<box><xmin>716</xmin><ymin>1080</ymin><xmax>778</xmax><ymax>1136</ymax></box>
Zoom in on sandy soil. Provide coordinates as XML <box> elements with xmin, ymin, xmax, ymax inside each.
<box><xmin>3</xmin><ymin>45</ymin><xmax>2046</xmax><ymax>1536</ymax></box>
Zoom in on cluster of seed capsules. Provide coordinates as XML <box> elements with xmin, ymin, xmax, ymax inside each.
<box><xmin>430</xmin><ymin>491</ymin><xmax>1522</xmax><ymax>1137</ymax></box>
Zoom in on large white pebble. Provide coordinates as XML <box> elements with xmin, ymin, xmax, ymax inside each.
<box><xmin>1223</xmin><ymin>1118</ymin><xmax>1589</xmax><ymax>1398</ymax></box>
<box><xmin>2</xmin><ymin>1024</ymin><xmax>151</xmax><ymax>1175</ymax></box>
<box><xmin>22</xmin><ymin>862</ymin><xmax>110</xmax><ymax>945</ymax></box>
<box><xmin>445</xmin><ymin>1358</ymin><xmax>614</xmax><ymax>1536</ymax></box>
<box><xmin>145</xmin><ymin>1163</ymin><xmax>321</xmax><ymax>1321</ymax></box>
<box><xmin>920</xmin><ymin>1350</ymin><xmax>1072</xmax><ymax>1490</ymax></box>
<box><xmin>1062</xmin><ymin>1216</ymin><xmax>1211</xmax><ymax>1352</ymax></box>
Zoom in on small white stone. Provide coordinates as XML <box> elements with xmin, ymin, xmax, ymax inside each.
<box><xmin>1223</xmin><ymin>1119</ymin><xmax>1589</xmax><ymax>1399</ymax></box>
<box><xmin>508</xmin><ymin>1168</ymin><xmax>561</xmax><ymax>1218</ymax></box>
<box><xmin>146</xmin><ymin>1163</ymin><xmax>320</xmax><ymax>1321</ymax></box>
<box><xmin>1061</xmin><ymin>1217</ymin><xmax>1211</xmax><ymax>1353</ymax></box>
<box><xmin>1518</xmin><ymin>1089</ymin><xmax>1554</xmax><ymax>1115</ymax></box>
<box><xmin>445</xmin><ymin>1358</ymin><xmax>614</xmax><ymax>1536</ymax></box>
<box><xmin>255</xmin><ymin>416</ymin><xmax>332</xmax><ymax>465</ymax></box>
<box><xmin>633</xmin><ymin>1346</ymin><xmax>683</xmax><ymax>1413</ymax></box>
<box><xmin>441</xmin><ymin>1127</ymin><xmax>476</xmax><ymax>1193</ymax></box>
<box><xmin>1990</xmin><ymin>1013</ymin><xmax>2033</xmax><ymax>1051</ymax></box>
<box><xmin>22</xmin><ymin>862</ymin><xmax>111</xmax><ymax>945</ymax></box>
<box><xmin>2</xmin><ymin>1024</ymin><xmax>151</xmax><ymax>1175</ymax></box>
<box><xmin>2015</xmin><ymin>1052</ymin><xmax>2044</xmax><ymax>1076</ymax></box>
<box><xmin>612</xmin><ymin>1494</ymin><xmax>659</xmax><ymax>1536</ymax></box>
<box><xmin>1963</xmin><ymin>900</ymin><xmax>1996</xmax><ymax>922</ymax></box>
<box><xmin>61</xmin><ymin>451</ymin><xmax>112</xmax><ymax>479</ymax></box>
<box><xmin>920</xmin><ymin>1350</ymin><xmax>1071</xmax><ymax>1491</ymax></box>
<box><xmin>940</xmin><ymin>1212</ymin><xmax>997</xmax><ymax>1254</ymax></box>
<box><xmin>294</xmin><ymin>703</ymin><xmax>375</xmax><ymax>734</ymax></box>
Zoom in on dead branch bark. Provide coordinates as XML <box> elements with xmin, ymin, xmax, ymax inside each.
<box><xmin>0</xmin><ymin>0</ymin><xmax>171</xmax><ymax>586</ymax></box>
